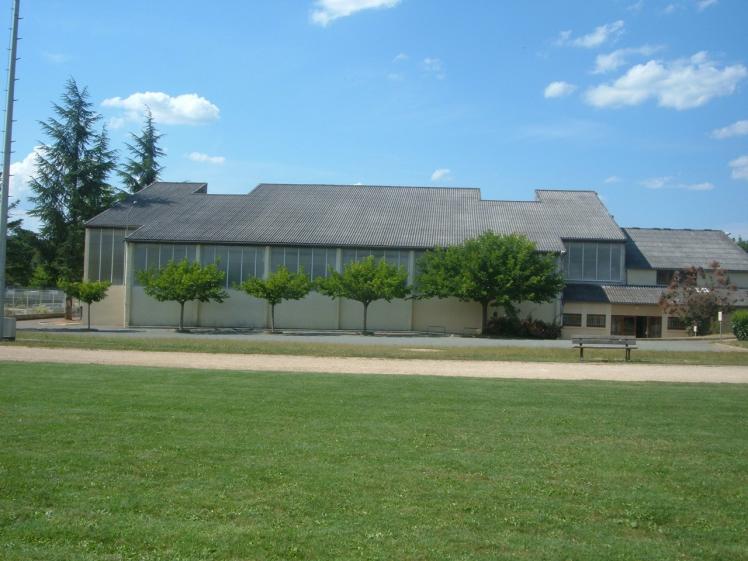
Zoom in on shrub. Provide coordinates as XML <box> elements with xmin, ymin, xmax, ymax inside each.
<box><xmin>485</xmin><ymin>316</ymin><xmax>561</xmax><ymax>339</ymax></box>
<box><xmin>732</xmin><ymin>310</ymin><xmax>748</xmax><ymax>341</ymax></box>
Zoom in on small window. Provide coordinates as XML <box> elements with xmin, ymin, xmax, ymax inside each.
<box><xmin>657</xmin><ymin>270</ymin><xmax>676</xmax><ymax>286</ymax></box>
<box><xmin>667</xmin><ymin>316</ymin><xmax>686</xmax><ymax>330</ymax></box>
<box><xmin>563</xmin><ymin>313</ymin><xmax>582</xmax><ymax>327</ymax></box>
<box><xmin>586</xmin><ymin>314</ymin><xmax>606</xmax><ymax>328</ymax></box>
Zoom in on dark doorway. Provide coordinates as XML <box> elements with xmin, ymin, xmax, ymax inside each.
<box><xmin>612</xmin><ymin>315</ymin><xmax>662</xmax><ymax>338</ymax></box>
<box><xmin>636</xmin><ymin>316</ymin><xmax>661</xmax><ymax>338</ymax></box>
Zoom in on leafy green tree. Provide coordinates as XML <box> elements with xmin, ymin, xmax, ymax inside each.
<box><xmin>118</xmin><ymin>108</ymin><xmax>165</xmax><ymax>193</ymax></box>
<box><xmin>5</xmin><ymin>201</ymin><xmax>43</xmax><ymax>286</ymax></box>
<box><xmin>60</xmin><ymin>280</ymin><xmax>111</xmax><ymax>330</ymax></box>
<box><xmin>238</xmin><ymin>266</ymin><xmax>312</xmax><ymax>332</ymax></box>
<box><xmin>416</xmin><ymin>232</ymin><xmax>565</xmax><ymax>333</ymax></box>
<box><xmin>137</xmin><ymin>259</ymin><xmax>229</xmax><ymax>332</ymax></box>
<box><xmin>660</xmin><ymin>261</ymin><xmax>736</xmax><ymax>335</ymax></box>
<box><xmin>317</xmin><ymin>256</ymin><xmax>409</xmax><ymax>333</ymax></box>
<box><xmin>29</xmin><ymin>78</ymin><xmax>117</xmax><ymax>313</ymax></box>
<box><xmin>736</xmin><ymin>236</ymin><xmax>748</xmax><ymax>253</ymax></box>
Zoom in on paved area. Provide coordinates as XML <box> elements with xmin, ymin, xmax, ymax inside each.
<box><xmin>16</xmin><ymin>319</ymin><xmax>736</xmax><ymax>352</ymax></box>
<box><xmin>2</xmin><ymin>346</ymin><xmax>747</xmax><ymax>384</ymax></box>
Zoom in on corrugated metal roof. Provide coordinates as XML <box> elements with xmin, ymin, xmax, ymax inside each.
<box><xmin>564</xmin><ymin>283</ymin><xmax>748</xmax><ymax>306</ymax></box>
<box><xmin>86</xmin><ymin>182</ymin><xmax>625</xmax><ymax>251</ymax></box>
<box><xmin>86</xmin><ymin>182</ymin><xmax>207</xmax><ymax>229</ymax></box>
<box><xmin>624</xmin><ymin>228</ymin><xmax>748</xmax><ymax>271</ymax></box>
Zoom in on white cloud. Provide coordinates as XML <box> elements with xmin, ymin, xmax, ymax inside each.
<box><xmin>102</xmin><ymin>91</ymin><xmax>220</xmax><ymax>125</ymax></box>
<box><xmin>593</xmin><ymin>45</ymin><xmax>662</xmax><ymax>74</ymax></box>
<box><xmin>393</xmin><ymin>52</ymin><xmax>408</xmax><ymax>63</ymax></box>
<box><xmin>42</xmin><ymin>51</ymin><xmax>70</xmax><ymax>64</ymax></box>
<box><xmin>604</xmin><ymin>175</ymin><xmax>622</xmax><ymax>183</ymax></box>
<box><xmin>641</xmin><ymin>176</ymin><xmax>671</xmax><ymax>189</ymax></box>
<box><xmin>556</xmin><ymin>20</ymin><xmax>624</xmax><ymax>48</ymax></box>
<box><xmin>188</xmin><ymin>152</ymin><xmax>225</xmax><ymax>165</ymax></box>
<box><xmin>697</xmin><ymin>0</ymin><xmax>718</xmax><ymax>11</ymax></box>
<box><xmin>310</xmin><ymin>0</ymin><xmax>400</xmax><ymax>26</ymax></box>
<box><xmin>430</xmin><ymin>168</ymin><xmax>452</xmax><ymax>182</ymax></box>
<box><xmin>423</xmin><ymin>57</ymin><xmax>445</xmax><ymax>79</ymax></box>
<box><xmin>8</xmin><ymin>146</ymin><xmax>42</xmax><ymax>199</ymax></box>
<box><xmin>663</xmin><ymin>3</ymin><xmax>677</xmax><ymax>14</ymax></box>
<box><xmin>730</xmin><ymin>155</ymin><xmax>748</xmax><ymax>181</ymax></box>
<box><xmin>640</xmin><ymin>176</ymin><xmax>715</xmax><ymax>190</ymax></box>
<box><xmin>711</xmin><ymin>119</ymin><xmax>748</xmax><ymax>139</ymax></box>
<box><xmin>585</xmin><ymin>52</ymin><xmax>747</xmax><ymax>110</ymax></box>
<box><xmin>627</xmin><ymin>0</ymin><xmax>644</xmax><ymax>12</ymax></box>
<box><xmin>544</xmin><ymin>81</ymin><xmax>577</xmax><ymax>98</ymax></box>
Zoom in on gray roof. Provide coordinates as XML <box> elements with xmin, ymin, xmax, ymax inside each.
<box><xmin>86</xmin><ymin>182</ymin><xmax>207</xmax><ymax>229</ymax></box>
<box><xmin>624</xmin><ymin>228</ymin><xmax>748</xmax><ymax>272</ymax></box>
<box><xmin>564</xmin><ymin>283</ymin><xmax>748</xmax><ymax>307</ymax></box>
<box><xmin>86</xmin><ymin>182</ymin><xmax>624</xmax><ymax>252</ymax></box>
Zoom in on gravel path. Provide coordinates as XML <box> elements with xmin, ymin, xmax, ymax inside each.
<box><xmin>2</xmin><ymin>346</ymin><xmax>747</xmax><ymax>384</ymax></box>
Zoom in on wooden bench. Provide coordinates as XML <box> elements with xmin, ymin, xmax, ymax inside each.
<box><xmin>572</xmin><ymin>337</ymin><xmax>637</xmax><ymax>361</ymax></box>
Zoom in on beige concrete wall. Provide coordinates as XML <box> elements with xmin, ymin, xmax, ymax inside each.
<box><xmin>275</xmin><ymin>292</ymin><xmax>339</xmax><ymax>330</ymax></box>
<box><xmin>339</xmin><ymin>298</ymin><xmax>413</xmax><ymax>331</ymax></box>
<box><xmin>412</xmin><ymin>298</ymin><xmax>482</xmax><ymax>334</ymax></box>
<box><xmin>516</xmin><ymin>300</ymin><xmax>558</xmax><ymax>323</ymax></box>
<box><xmin>197</xmin><ymin>289</ymin><xmax>267</xmax><ymax>328</ymax></box>
<box><xmin>82</xmin><ymin>285</ymin><xmax>125</xmax><ymax>327</ymax></box>
<box><xmin>627</xmin><ymin>269</ymin><xmax>656</xmax><ymax>285</ymax></box>
<box><xmin>560</xmin><ymin>301</ymin><xmax>611</xmax><ymax>339</ymax></box>
<box><xmin>129</xmin><ymin>287</ymin><xmax>200</xmax><ymax>328</ymax></box>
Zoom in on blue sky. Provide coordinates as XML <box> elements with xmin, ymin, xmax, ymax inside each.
<box><xmin>5</xmin><ymin>0</ymin><xmax>748</xmax><ymax>237</ymax></box>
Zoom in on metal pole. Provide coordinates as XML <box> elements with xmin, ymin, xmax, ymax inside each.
<box><xmin>0</xmin><ymin>0</ymin><xmax>20</xmax><ymax>339</ymax></box>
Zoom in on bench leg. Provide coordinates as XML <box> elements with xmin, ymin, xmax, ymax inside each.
<box><xmin>579</xmin><ymin>347</ymin><xmax>584</xmax><ymax>361</ymax></box>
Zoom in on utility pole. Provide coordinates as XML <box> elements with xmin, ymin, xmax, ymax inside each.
<box><xmin>0</xmin><ymin>0</ymin><xmax>20</xmax><ymax>340</ymax></box>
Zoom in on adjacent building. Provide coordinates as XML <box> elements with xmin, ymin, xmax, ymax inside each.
<box><xmin>84</xmin><ymin>182</ymin><xmax>748</xmax><ymax>337</ymax></box>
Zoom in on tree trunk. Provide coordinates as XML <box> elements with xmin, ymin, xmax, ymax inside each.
<box><xmin>65</xmin><ymin>295</ymin><xmax>73</xmax><ymax>320</ymax></box>
<box><xmin>179</xmin><ymin>302</ymin><xmax>185</xmax><ymax>332</ymax></box>
<box><xmin>87</xmin><ymin>302</ymin><xmax>91</xmax><ymax>331</ymax></box>
<box><xmin>363</xmin><ymin>302</ymin><xmax>369</xmax><ymax>334</ymax></box>
<box><xmin>270</xmin><ymin>303</ymin><xmax>276</xmax><ymax>333</ymax></box>
<box><xmin>481</xmin><ymin>301</ymin><xmax>489</xmax><ymax>334</ymax></box>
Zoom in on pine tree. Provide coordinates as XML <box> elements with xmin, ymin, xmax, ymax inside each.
<box><xmin>118</xmin><ymin>108</ymin><xmax>164</xmax><ymax>192</ymax></box>
<box><xmin>28</xmin><ymin>78</ymin><xmax>117</xmax><ymax>295</ymax></box>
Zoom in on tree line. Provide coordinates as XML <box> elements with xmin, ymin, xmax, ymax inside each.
<box><xmin>133</xmin><ymin>232</ymin><xmax>565</xmax><ymax>334</ymax></box>
<box><xmin>6</xmin><ymin>78</ymin><xmax>164</xmax><ymax>290</ymax></box>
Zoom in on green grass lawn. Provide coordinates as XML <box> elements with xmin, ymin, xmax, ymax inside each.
<box><xmin>1</xmin><ymin>362</ymin><xmax>746</xmax><ymax>560</ymax></box>
<box><xmin>9</xmin><ymin>330</ymin><xmax>748</xmax><ymax>365</ymax></box>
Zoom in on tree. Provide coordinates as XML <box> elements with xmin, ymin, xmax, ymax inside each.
<box><xmin>238</xmin><ymin>266</ymin><xmax>312</xmax><ymax>332</ymax></box>
<box><xmin>60</xmin><ymin>280</ymin><xmax>111</xmax><ymax>330</ymax></box>
<box><xmin>317</xmin><ymin>256</ymin><xmax>409</xmax><ymax>333</ymax></box>
<box><xmin>5</xmin><ymin>201</ymin><xmax>43</xmax><ymax>287</ymax></box>
<box><xmin>137</xmin><ymin>259</ymin><xmax>229</xmax><ymax>332</ymax></box>
<box><xmin>118</xmin><ymin>108</ymin><xmax>165</xmax><ymax>193</ymax></box>
<box><xmin>736</xmin><ymin>236</ymin><xmax>748</xmax><ymax>253</ymax></box>
<box><xmin>660</xmin><ymin>261</ymin><xmax>736</xmax><ymax>335</ymax></box>
<box><xmin>416</xmin><ymin>232</ymin><xmax>565</xmax><ymax>333</ymax></box>
<box><xmin>29</xmin><ymin>78</ymin><xmax>117</xmax><ymax>314</ymax></box>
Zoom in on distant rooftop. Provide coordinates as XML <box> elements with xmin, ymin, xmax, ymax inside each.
<box><xmin>624</xmin><ymin>228</ymin><xmax>748</xmax><ymax>271</ymax></box>
<box><xmin>87</xmin><ymin>182</ymin><xmax>625</xmax><ymax>252</ymax></box>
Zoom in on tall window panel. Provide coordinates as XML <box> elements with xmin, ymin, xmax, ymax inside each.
<box><xmin>133</xmin><ymin>243</ymin><xmax>198</xmax><ymax>286</ymax></box>
<box><xmin>563</xmin><ymin>242</ymin><xmax>624</xmax><ymax>282</ymax></box>
<box><xmin>86</xmin><ymin>228</ymin><xmax>127</xmax><ymax>284</ymax></box>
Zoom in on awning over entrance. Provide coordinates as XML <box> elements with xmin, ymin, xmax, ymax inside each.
<box><xmin>564</xmin><ymin>284</ymin><xmax>664</xmax><ymax>305</ymax></box>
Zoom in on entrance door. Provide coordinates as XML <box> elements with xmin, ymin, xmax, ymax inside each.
<box><xmin>635</xmin><ymin>316</ymin><xmax>662</xmax><ymax>338</ymax></box>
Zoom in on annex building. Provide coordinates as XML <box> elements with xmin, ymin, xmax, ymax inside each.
<box><xmin>84</xmin><ymin>182</ymin><xmax>748</xmax><ymax>338</ymax></box>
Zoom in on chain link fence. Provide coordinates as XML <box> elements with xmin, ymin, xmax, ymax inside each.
<box><xmin>4</xmin><ymin>289</ymin><xmax>67</xmax><ymax>317</ymax></box>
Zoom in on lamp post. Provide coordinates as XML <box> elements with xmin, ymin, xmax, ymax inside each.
<box><xmin>0</xmin><ymin>0</ymin><xmax>21</xmax><ymax>340</ymax></box>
